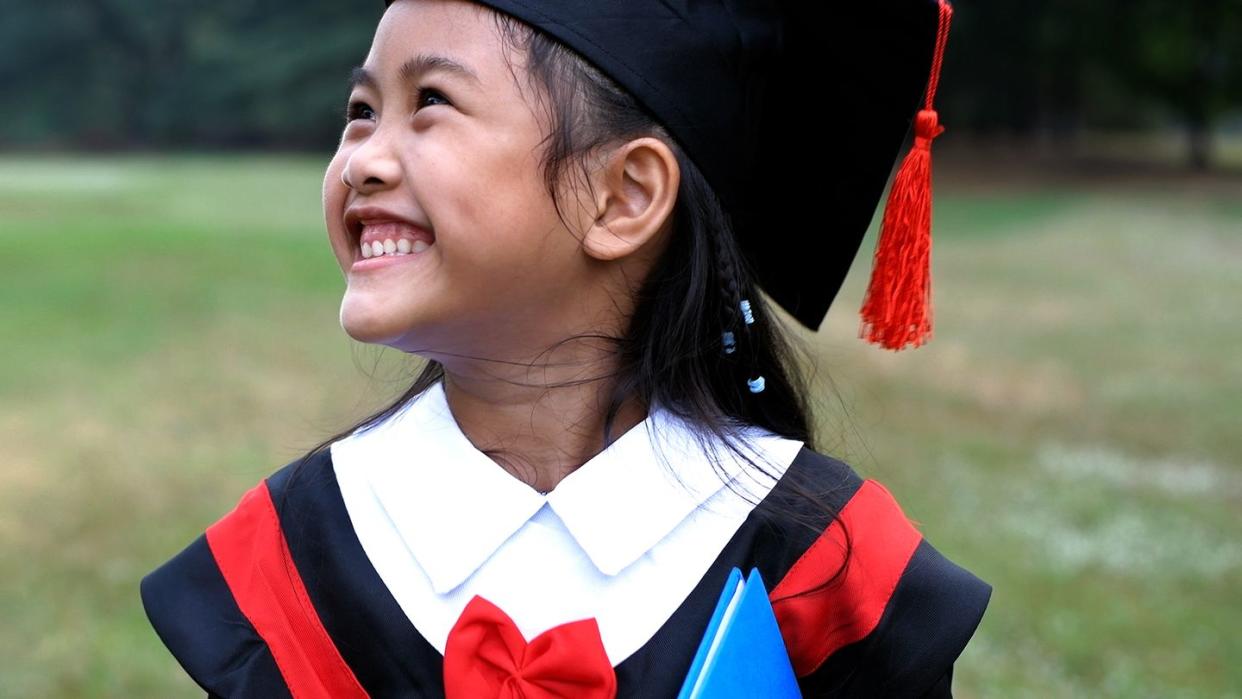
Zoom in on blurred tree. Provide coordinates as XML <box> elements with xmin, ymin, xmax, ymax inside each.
<box><xmin>940</xmin><ymin>0</ymin><xmax>1242</xmax><ymax>169</ymax></box>
<box><xmin>0</xmin><ymin>0</ymin><xmax>378</xmax><ymax>150</ymax></box>
<box><xmin>1</xmin><ymin>0</ymin><xmax>1238</xmax><ymax>167</ymax></box>
<box><xmin>1103</xmin><ymin>0</ymin><xmax>1242</xmax><ymax>170</ymax></box>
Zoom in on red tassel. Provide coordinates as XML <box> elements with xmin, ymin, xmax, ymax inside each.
<box><xmin>858</xmin><ymin>0</ymin><xmax>953</xmax><ymax>351</ymax></box>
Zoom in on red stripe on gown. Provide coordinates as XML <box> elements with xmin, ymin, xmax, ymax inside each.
<box><xmin>205</xmin><ymin>479</ymin><xmax>370</xmax><ymax>699</ymax></box>
<box><xmin>769</xmin><ymin>478</ymin><xmax>924</xmax><ymax>677</ymax></box>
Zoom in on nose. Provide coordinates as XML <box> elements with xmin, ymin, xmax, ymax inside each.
<box><xmin>341</xmin><ymin>126</ymin><xmax>402</xmax><ymax>192</ymax></box>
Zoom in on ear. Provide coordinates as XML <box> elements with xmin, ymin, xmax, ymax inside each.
<box><xmin>579</xmin><ymin>137</ymin><xmax>680</xmax><ymax>262</ymax></box>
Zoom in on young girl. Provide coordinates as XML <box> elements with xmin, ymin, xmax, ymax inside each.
<box><xmin>141</xmin><ymin>0</ymin><xmax>991</xmax><ymax>697</ymax></box>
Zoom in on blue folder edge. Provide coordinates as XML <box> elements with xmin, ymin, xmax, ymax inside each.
<box><xmin>676</xmin><ymin>566</ymin><xmax>802</xmax><ymax>699</ymax></box>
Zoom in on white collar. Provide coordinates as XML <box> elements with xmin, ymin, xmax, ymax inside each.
<box><xmin>330</xmin><ymin>379</ymin><xmax>803</xmax><ymax>595</ymax></box>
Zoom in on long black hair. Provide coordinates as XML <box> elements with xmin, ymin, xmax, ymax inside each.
<box><xmin>285</xmin><ymin>4</ymin><xmax>854</xmax><ymax>599</ymax></box>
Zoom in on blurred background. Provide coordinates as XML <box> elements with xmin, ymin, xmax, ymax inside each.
<box><xmin>1</xmin><ymin>0</ymin><xmax>1239</xmax><ymax>696</ymax></box>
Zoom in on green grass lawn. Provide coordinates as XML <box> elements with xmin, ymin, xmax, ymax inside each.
<box><xmin>1</xmin><ymin>153</ymin><xmax>1238</xmax><ymax>697</ymax></box>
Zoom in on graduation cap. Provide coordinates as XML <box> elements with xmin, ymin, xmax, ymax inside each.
<box><xmin>380</xmin><ymin>0</ymin><xmax>954</xmax><ymax>350</ymax></box>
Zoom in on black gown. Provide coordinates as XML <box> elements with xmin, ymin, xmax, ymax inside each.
<box><xmin>140</xmin><ymin>444</ymin><xmax>992</xmax><ymax>698</ymax></box>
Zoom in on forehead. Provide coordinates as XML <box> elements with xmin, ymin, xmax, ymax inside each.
<box><xmin>359</xmin><ymin>0</ymin><xmax>511</xmax><ymax>90</ymax></box>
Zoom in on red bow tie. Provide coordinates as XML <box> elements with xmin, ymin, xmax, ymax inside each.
<box><xmin>444</xmin><ymin>594</ymin><xmax>618</xmax><ymax>699</ymax></box>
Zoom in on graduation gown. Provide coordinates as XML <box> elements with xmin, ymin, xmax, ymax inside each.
<box><xmin>140</xmin><ymin>381</ymin><xmax>992</xmax><ymax>698</ymax></box>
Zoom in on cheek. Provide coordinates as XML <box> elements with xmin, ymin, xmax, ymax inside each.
<box><xmin>322</xmin><ymin>159</ymin><xmax>344</xmax><ymax>215</ymax></box>
<box><xmin>441</xmin><ymin>160</ymin><xmax>573</xmax><ymax>292</ymax></box>
<box><xmin>459</xmin><ymin>136</ymin><xmax>565</xmax><ymax>244</ymax></box>
<box><xmin>432</xmin><ymin>223</ymin><xmax>570</xmax><ymax>326</ymax></box>
<box><xmin>322</xmin><ymin>152</ymin><xmax>352</xmax><ymax>262</ymax></box>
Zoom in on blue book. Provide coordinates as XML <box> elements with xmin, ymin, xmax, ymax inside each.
<box><xmin>676</xmin><ymin>566</ymin><xmax>802</xmax><ymax>699</ymax></box>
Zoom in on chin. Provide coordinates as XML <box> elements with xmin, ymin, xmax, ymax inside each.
<box><xmin>338</xmin><ymin>298</ymin><xmax>421</xmax><ymax>347</ymax></box>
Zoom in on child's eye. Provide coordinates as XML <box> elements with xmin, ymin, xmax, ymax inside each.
<box><xmin>343</xmin><ymin>88</ymin><xmax>451</xmax><ymax>125</ymax></box>
<box><xmin>344</xmin><ymin>101</ymin><xmax>376</xmax><ymax>124</ymax></box>
<box><xmin>415</xmin><ymin>87</ymin><xmax>451</xmax><ymax>110</ymax></box>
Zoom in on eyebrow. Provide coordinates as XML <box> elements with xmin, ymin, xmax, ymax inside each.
<box><xmin>347</xmin><ymin>53</ymin><xmax>483</xmax><ymax>93</ymax></box>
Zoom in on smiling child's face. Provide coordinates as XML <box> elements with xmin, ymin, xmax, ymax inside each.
<box><xmin>322</xmin><ymin>0</ymin><xmax>611</xmax><ymax>360</ymax></box>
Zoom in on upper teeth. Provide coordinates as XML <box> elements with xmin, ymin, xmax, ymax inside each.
<box><xmin>361</xmin><ymin>238</ymin><xmax>430</xmax><ymax>258</ymax></box>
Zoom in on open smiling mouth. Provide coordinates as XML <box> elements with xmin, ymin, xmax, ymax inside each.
<box><xmin>348</xmin><ymin>221</ymin><xmax>437</xmax><ymax>266</ymax></box>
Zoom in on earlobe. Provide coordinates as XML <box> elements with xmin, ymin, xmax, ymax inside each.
<box><xmin>580</xmin><ymin>137</ymin><xmax>679</xmax><ymax>262</ymax></box>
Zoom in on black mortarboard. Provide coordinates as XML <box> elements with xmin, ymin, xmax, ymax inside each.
<box><xmin>381</xmin><ymin>0</ymin><xmax>954</xmax><ymax>350</ymax></box>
